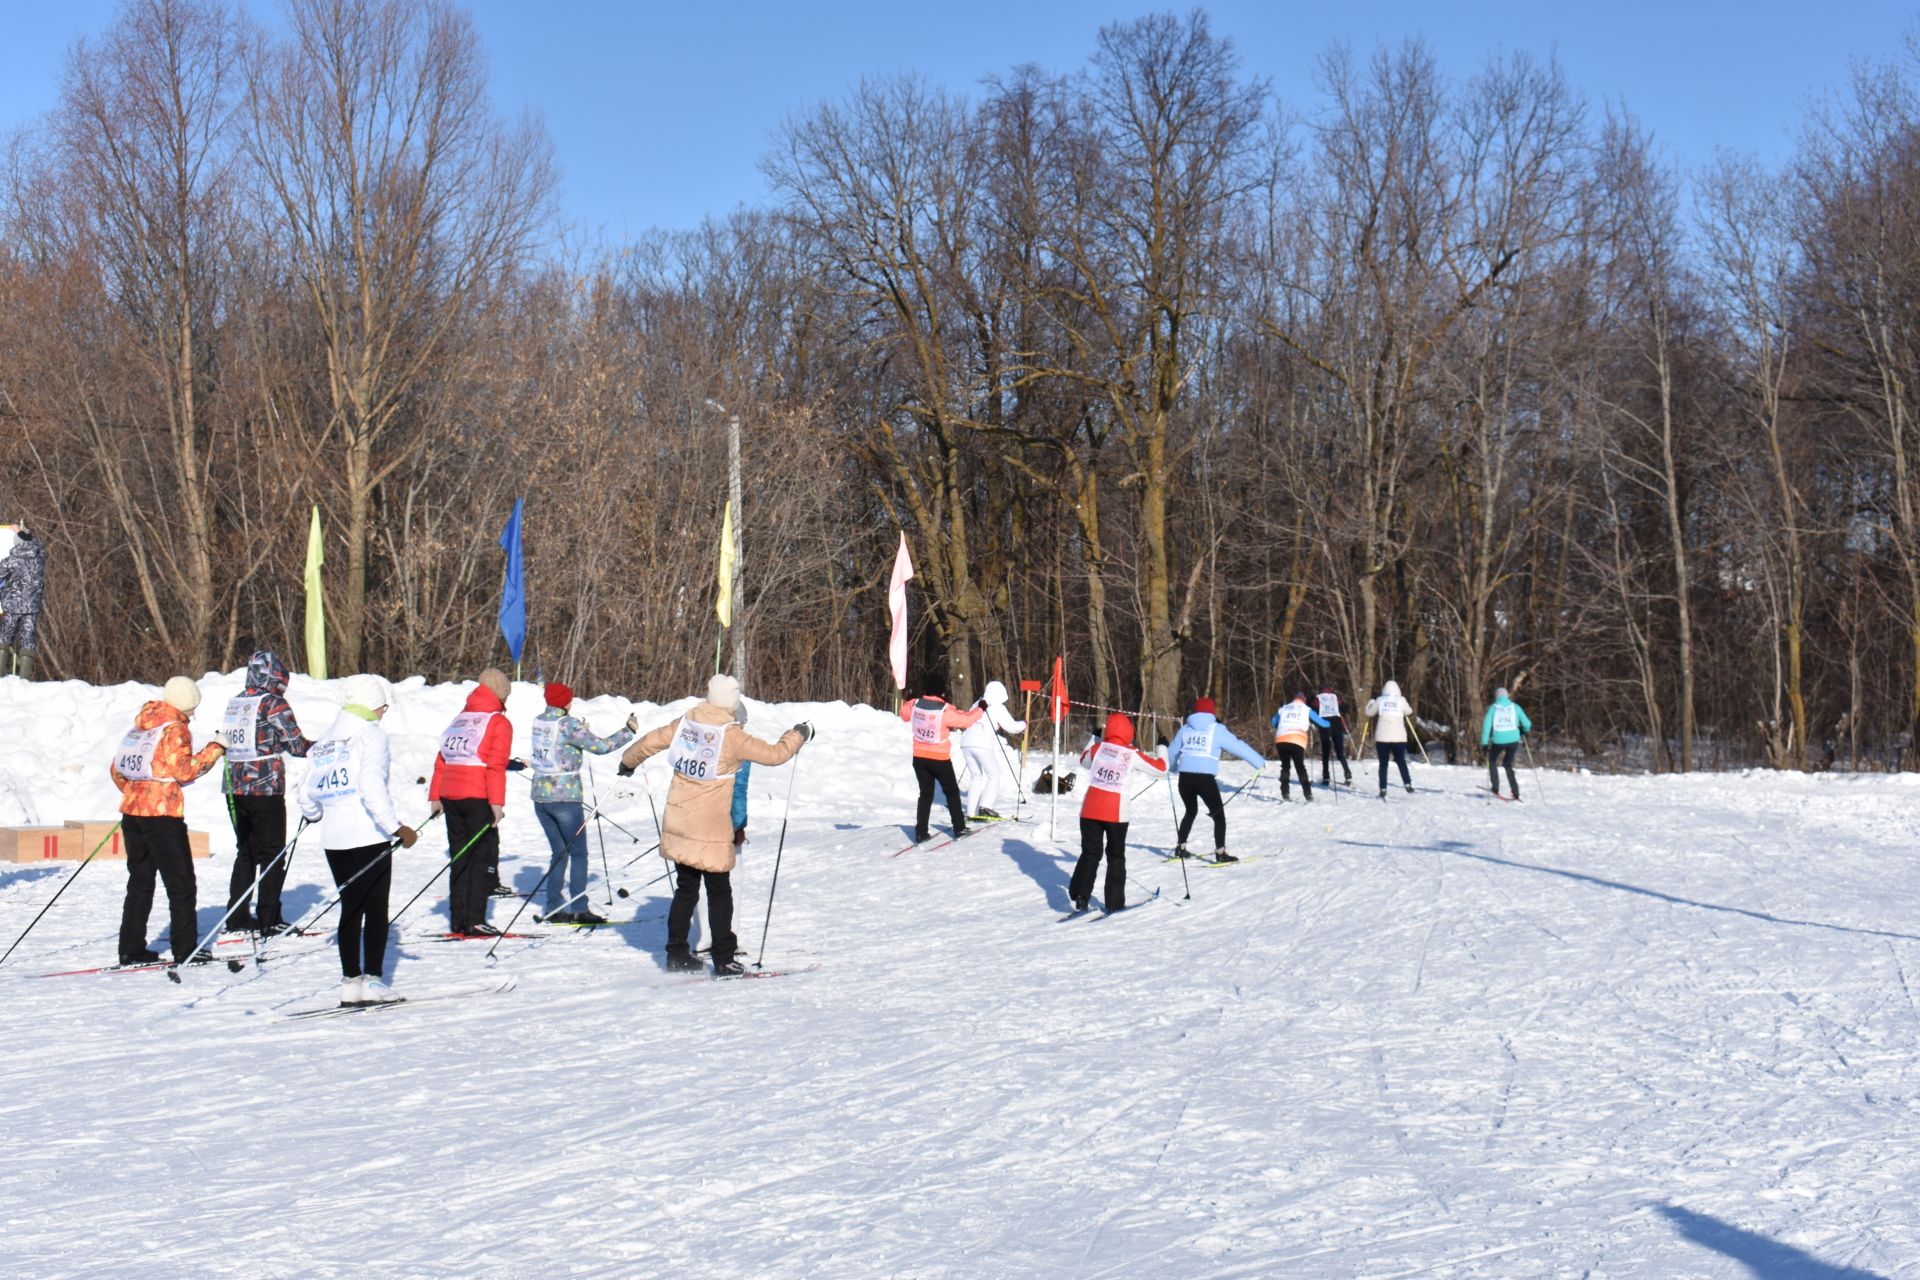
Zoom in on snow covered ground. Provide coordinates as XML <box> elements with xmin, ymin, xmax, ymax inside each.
<box><xmin>0</xmin><ymin>671</ymin><xmax>1915</xmax><ymax>1277</ymax></box>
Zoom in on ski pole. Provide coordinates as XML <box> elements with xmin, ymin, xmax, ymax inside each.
<box><xmin>1162</xmin><ymin>767</ymin><xmax>1192</xmax><ymax>901</ymax></box>
<box><xmin>990</xmin><ymin>728</ymin><xmax>1025</xmax><ymax>820</ymax></box>
<box><xmin>391</xmin><ymin>819</ymin><xmax>495</xmax><ymax>924</ymax></box>
<box><xmin>586</xmin><ymin>767</ymin><xmax>615</xmax><ymax>906</ymax></box>
<box><xmin>582</xmin><ymin>802</ymin><xmax>651</xmax><ymax>847</ymax></box>
<box><xmin>1221</xmin><ymin>766</ymin><xmax>1267</xmax><ymax>810</ymax></box>
<box><xmin>0</xmin><ymin>820</ymin><xmax>122</xmax><ymax>968</ymax></box>
<box><xmin>492</xmin><ymin>815</ymin><xmax>592</xmax><ymax>956</ymax></box>
<box><xmin>1523</xmin><ymin>734</ymin><xmax>1545</xmax><ymax>801</ymax></box>
<box><xmin>753</xmin><ymin>756</ymin><xmax>803</xmax><ymax>969</ymax></box>
<box><xmin>254</xmin><ymin>812</ymin><xmax>441</xmax><ymax>966</ymax></box>
<box><xmin>1408</xmin><ymin>717</ymin><xmax>1432</xmax><ymax>768</ymax></box>
<box><xmin>167</xmin><ymin>818</ymin><xmax>309</xmax><ymax>980</ymax></box>
<box><xmin>617</xmin><ymin>839</ymin><xmax>664</xmax><ymax>878</ymax></box>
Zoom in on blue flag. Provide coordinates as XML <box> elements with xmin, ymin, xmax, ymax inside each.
<box><xmin>498</xmin><ymin>498</ymin><xmax>527</xmax><ymax>662</ymax></box>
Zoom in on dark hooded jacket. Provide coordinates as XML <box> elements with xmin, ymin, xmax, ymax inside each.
<box><xmin>223</xmin><ymin>650</ymin><xmax>314</xmax><ymax>797</ymax></box>
<box><xmin>0</xmin><ymin>532</ymin><xmax>46</xmax><ymax>614</ymax></box>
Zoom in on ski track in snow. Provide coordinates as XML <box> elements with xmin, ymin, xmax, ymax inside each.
<box><xmin>2</xmin><ymin>674</ymin><xmax>1919</xmax><ymax>1275</ymax></box>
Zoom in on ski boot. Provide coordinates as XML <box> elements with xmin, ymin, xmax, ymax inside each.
<box><xmin>1378</xmin><ymin>787</ymin><xmax>1388</xmax><ymax>799</ymax></box>
<box><xmin>1071</xmin><ymin>897</ymin><xmax>1091</xmax><ymax>913</ymax></box>
<box><xmin>711</xmin><ymin>956</ymin><xmax>747</xmax><ymax>978</ymax></box>
<box><xmin>1212</xmin><ymin>849</ymin><xmax>1238</xmax><ymax>865</ymax></box>
<box><xmin>121</xmin><ymin>948</ymin><xmax>162</xmax><ymax>966</ymax></box>
<box><xmin>1405</xmin><ymin>784</ymin><xmax>1415</xmax><ymax>795</ymax></box>
<box><xmin>573</xmin><ymin>910</ymin><xmax>608</xmax><ymax>926</ymax></box>
<box><xmin>664</xmin><ymin>946</ymin><xmax>703</xmax><ymax>973</ymax></box>
<box><xmin>1172</xmin><ymin>844</ymin><xmax>1194</xmax><ymax>859</ymax></box>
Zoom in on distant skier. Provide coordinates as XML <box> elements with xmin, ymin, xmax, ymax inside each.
<box><xmin>618</xmin><ymin>674</ymin><xmax>809</xmax><ymax>976</ymax></box>
<box><xmin>1365</xmin><ymin>680</ymin><xmax>1417</xmax><ymax>798</ymax></box>
<box><xmin>0</xmin><ymin>524</ymin><xmax>46</xmax><ymax>680</ymax></box>
<box><xmin>1480</xmin><ymin>687</ymin><xmax>1533</xmax><ymax>800</ymax></box>
<box><xmin>298</xmin><ymin>674</ymin><xmax>418</xmax><ymax>1005</ymax></box>
<box><xmin>898</xmin><ymin>672</ymin><xmax>983</xmax><ymax>843</ymax></box>
<box><xmin>110</xmin><ymin>676</ymin><xmax>225</xmax><ymax>966</ymax></box>
<box><xmin>959</xmin><ymin>680</ymin><xmax>1026</xmax><ymax>820</ymax></box>
<box><xmin>1167</xmin><ymin>697</ymin><xmax>1264</xmax><ymax>861</ymax></box>
<box><xmin>220</xmin><ymin>650</ymin><xmax>314</xmax><ymax>935</ymax></box>
<box><xmin>731</xmin><ymin>702</ymin><xmax>753</xmax><ymax>847</ymax></box>
<box><xmin>1269</xmin><ymin>691</ymin><xmax>1331</xmax><ymax>802</ymax></box>
<box><xmin>1069</xmin><ymin>712</ymin><xmax>1168</xmax><ymax>911</ymax></box>
<box><xmin>428</xmin><ymin>667</ymin><xmax>513</xmax><ymax>937</ymax></box>
<box><xmin>528</xmin><ymin>681</ymin><xmax>635</xmax><ymax>925</ymax></box>
<box><xmin>1315</xmin><ymin>686</ymin><xmax>1353</xmax><ymax>786</ymax></box>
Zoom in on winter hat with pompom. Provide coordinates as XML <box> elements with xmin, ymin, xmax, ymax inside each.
<box><xmin>343</xmin><ymin>674</ymin><xmax>393</xmax><ymax>712</ymax></box>
<box><xmin>1193</xmin><ymin>697</ymin><xmax>1216</xmax><ymax>715</ymax></box>
<box><xmin>707</xmin><ymin>673</ymin><xmax>741</xmax><ymax>711</ymax></box>
<box><xmin>544</xmin><ymin>682</ymin><xmax>574</xmax><ymax>709</ymax></box>
<box><xmin>162</xmin><ymin>677</ymin><xmax>201</xmax><ymax>713</ymax></box>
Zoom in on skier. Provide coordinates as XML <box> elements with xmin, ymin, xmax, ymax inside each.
<box><xmin>1316</xmin><ymin>686</ymin><xmax>1353</xmax><ymax>786</ymax></box>
<box><xmin>958</xmin><ymin>680</ymin><xmax>1027</xmax><ymax>820</ymax></box>
<box><xmin>1166</xmin><ymin>696</ymin><xmax>1264</xmax><ymax>862</ymax></box>
<box><xmin>428</xmin><ymin>667</ymin><xmax>513</xmax><ymax>937</ymax></box>
<box><xmin>898</xmin><ymin>672</ymin><xmax>983</xmax><ymax>843</ymax></box>
<box><xmin>220</xmin><ymin>650</ymin><xmax>314</xmax><ymax>934</ymax></box>
<box><xmin>0</xmin><ymin>524</ymin><xmax>47</xmax><ymax>680</ymax></box>
<box><xmin>1269</xmin><ymin>691</ymin><xmax>1331</xmax><ymax>801</ymax></box>
<box><xmin>731</xmin><ymin>701</ymin><xmax>752</xmax><ymax>847</ymax></box>
<box><xmin>1365</xmin><ymin>680</ymin><xmax>1417</xmax><ymax>798</ymax></box>
<box><xmin>528</xmin><ymin>681</ymin><xmax>635</xmax><ymax>924</ymax></box>
<box><xmin>617</xmin><ymin>674</ymin><xmax>809</xmax><ymax>976</ymax></box>
<box><xmin>1480</xmin><ymin>687</ymin><xmax>1534</xmax><ymax>799</ymax></box>
<box><xmin>1069</xmin><ymin>712</ymin><xmax>1167</xmax><ymax>911</ymax></box>
<box><xmin>110</xmin><ymin>676</ymin><xmax>225</xmax><ymax>966</ymax></box>
<box><xmin>298</xmin><ymin>674</ymin><xmax>418</xmax><ymax>1005</ymax></box>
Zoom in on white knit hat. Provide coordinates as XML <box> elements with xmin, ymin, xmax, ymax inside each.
<box><xmin>343</xmin><ymin>673</ymin><xmax>393</xmax><ymax>711</ymax></box>
<box><xmin>162</xmin><ymin>676</ymin><xmax>201</xmax><ymax>713</ymax></box>
<box><xmin>707</xmin><ymin>673</ymin><xmax>741</xmax><ymax>710</ymax></box>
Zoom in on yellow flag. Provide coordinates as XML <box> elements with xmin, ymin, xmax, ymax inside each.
<box><xmin>716</xmin><ymin>500</ymin><xmax>736</xmax><ymax>628</ymax></box>
<box><xmin>304</xmin><ymin>505</ymin><xmax>327</xmax><ymax>679</ymax></box>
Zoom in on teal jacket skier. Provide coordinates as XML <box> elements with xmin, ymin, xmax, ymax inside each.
<box><xmin>1480</xmin><ymin>688</ymin><xmax>1532</xmax><ymax>800</ymax></box>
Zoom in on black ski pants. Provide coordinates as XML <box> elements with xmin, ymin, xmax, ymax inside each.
<box><xmin>326</xmin><ymin>842</ymin><xmax>392</xmax><ymax>979</ymax></box>
<box><xmin>1377</xmin><ymin>741</ymin><xmax>1412</xmax><ymax>789</ymax></box>
<box><xmin>443</xmin><ymin>798</ymin><xmax>496</xmax><ymax>934</ymax></box>
<box><xmin>667</xmin><ymin>864</ymin><xmax>736</xmax><ymax>964</ymax></box>
<box><xmin>1071</xmin><ymin>818</ymin><xmax>1130</xmax><ymax>912</ymax></box>
<box><xmin>227</xmin><ymin>794</ymin><xmax>291</xmax><ymax>928</ymax></box>
<box><xmin>1319</xmin><ymin>721</ymin><xmax>1350</xmax><ymax>780</ymax></box>
<box><xmin>1176</xmin><ymin>773</ymin><xmax>1225</xmax><ymax>851</ymax></box>
<box><xmin>1488</xmin><ymin>742</ymin><xmax>1520</xmax><ymax>797</ymax></box>
<box><xmin>912</xmin><ymin>757</ymin><xmax>965</xmax><ymax>841</ymax></box>
<box><xmin>1277</xmin><ymin>743</ymin><xmax>1312</xmax><ymax>798</ymax></box>
<box><xmin>118</xmin><ymin>815</ymin><xmax>197</xmax><ymax>962</ymax></box>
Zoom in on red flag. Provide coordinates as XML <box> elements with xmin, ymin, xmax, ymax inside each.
<box><xmin>1050</xmin><ymin>655</ymin><xmax>1067</xmax><ymax>724</ymax></box>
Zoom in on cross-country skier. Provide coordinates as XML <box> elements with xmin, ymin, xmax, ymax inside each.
<box><xmin>1270</xmin><ymin>692</ymin><xmax>1331</xmax><ymax>801</ymax></box>
<box><xmin>1365</xmin><ymin>680</ymin><xmax>1417</xmax><ymax>798</ymax></box>
<box><xmin>528</xmin><ymin>681</ymin><xmax>635</xmax><ymax>924</ymax></box>
<box><xmin>428</xmin><ymin>667</ymin><xmax>513</xmax><ymax>936</ymax></box>
<box><xmin>1069</xmin><ymin>712</ymin><xmax>1168</xmax><ymax>911</ymax></box>
<box><xmin>1480</xmin><ymin>687</ymin><xmax>1534</xmax><ymax>800</ymax></box>
<box><xmin>1315</xmin><ymin>686</ymin><xmax>1353</xmax><ymax>786</ymax></box>
<box><xmin>959</xmin><ymin>680</ymin><xmax>1026</xmax><ymax>820</ymax></box>
<box><xmin>898</xmin><ymin>672</ymin><xmax>983</xmax><ymax>842</ymax></box>
<box><xmin>110</xmin><ymin>676</ymin><xmax>225</xmax><ymax>966</ymax></box>
<box><xmin>1167</xmin><ymin>697</ymin><xmax>1264</xmax><ymax>861</ymax></box>
<box><xmin>220</xmin><ymin>650</ymin><xmax>313</xmax><ymax>934</ymax></box>
<box><xmin>298</xmin><ymin>674</ymin><xmax>417</xmax><ymax>1005</ymax></box>
<box><xmin>731</xmin><ymin>701</ymin><xmax>752</xmax><ymax>847</ymax></box>
<box><xmin>618</xmin><ymin>674</ymin><xmax>809</xmax><ymax>976</ymax></box>
<box><xmin>0</xmin><ymin>524</ymin><xmax>46</xmax><ymax>680</ymax></box>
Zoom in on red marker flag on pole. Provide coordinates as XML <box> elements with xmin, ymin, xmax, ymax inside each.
<box><xmin>887</xmin><ymin>532</ymin><xmax>915</xmax><ymax>690</ymax></box>
<box><xmin>1050</xmin><ymin>655</ymin><xmax>1067</xmax><ymax>723</ymax></box>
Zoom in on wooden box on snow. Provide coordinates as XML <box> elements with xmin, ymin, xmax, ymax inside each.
<box><xmin>0</xmin><ymin>827</ymin><xmax>79</xmax><ymax>863</ymax></box>
<box><xmin>61</xmin><ymin>821</ymin><xmax>212</xmax><ymax>860</ymax></box>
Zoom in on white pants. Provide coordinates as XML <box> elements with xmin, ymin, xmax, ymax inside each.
<box><xmin>960</xmin><ymin>745</ymin><xmax>1003</xmax><ymax>815</ymax></box>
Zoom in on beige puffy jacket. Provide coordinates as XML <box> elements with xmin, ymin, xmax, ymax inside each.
<box><xmin>620</xmin><ymin>701</ymin><xmax>803</xmax><ymax>873</ymax></box>
<box><xmin>1363</xmin><ymin>680</ymin><xmax>1414</xmax><ymax>745</ymax></box>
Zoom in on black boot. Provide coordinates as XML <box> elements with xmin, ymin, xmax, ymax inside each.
<box><xmin>665</xmin><ymin>945</ymin><xmax>703</xmax><ymax>973</ymax></box>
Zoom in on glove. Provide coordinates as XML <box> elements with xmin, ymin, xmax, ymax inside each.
<box><xmin>507</xmin><ymin>757</ymin><xmax>528</xmax><ymax>772</ymax></box>
<box><xmin>733</xmin><ymin>827</ymin><xmax>746</xmax><ymax>846</ymax></box>
<box><xmin>617</xmin><ymin>763</ymin><xmax>635</xmax><ymax>778</ymax></box>
<box><xmin>396</xmin><ymin>824</ymin><xmax>418</xmax><ymax>849</ymax></box>
<box><xmin>791</xmin><ymin>722</ymin><xmax>815</xmax><ymax>744</ymax></box>
<box><xmin>429</xmin><ymin>800</ymin><xmax>443</xmax><ymax>817</ymax></box>
<box><xmin>491</xmin><ymin>804</ymin><xmax>507</xmax><ymax>823</ymax></box>
<box><xmin>625</xmin><ymin>713</ymin><xmax>639</xmax><ymax>733</ymax></box>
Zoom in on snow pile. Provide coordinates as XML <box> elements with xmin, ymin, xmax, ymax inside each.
<box><xmin>0</xmin><ymin>672</ymin><xmax>1916</xmax><ymax>1275</ymax></box>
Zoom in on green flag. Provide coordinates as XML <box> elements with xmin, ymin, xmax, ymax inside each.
<box><xmin>304</xmin><ymin>505</ymin><xmax>327</xmax><ymax>680</ymax></box>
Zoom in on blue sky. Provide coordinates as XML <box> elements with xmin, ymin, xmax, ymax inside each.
<box><xmin>3</xmin><ymin>1</ymin><xmax>1913</xmax><ymax>240</ymax></box>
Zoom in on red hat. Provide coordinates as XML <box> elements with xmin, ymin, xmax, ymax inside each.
<box><xmin>1193</xmin><ymin>697</ymin><xmax>1216</xmax><ymax>715</ymax></box>
<box><xmin>544</xmin><ymin>681</ymin><xmax>574</xmax><ymax>708</ymax></box>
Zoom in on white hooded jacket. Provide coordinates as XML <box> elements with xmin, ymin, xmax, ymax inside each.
<box><xmin>1364</xmin><ymin>680</ymin><xmax>1415</xmax><ymax>745</ymax></box>
<box><xmin>298</xmin><ymin>708</ymin><xmax>402</xmax><ymax>850</ymax></box>
<box><xmin>959</xmin><ymin>681</ymin><xmax>1027</xmax><ymax>750</ymax></box>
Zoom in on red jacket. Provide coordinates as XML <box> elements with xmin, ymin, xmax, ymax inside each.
<box><xmin>1078</xmin><ymin>712</ymin><xmax>1166</xmax><ymax>824</ymax></box>
<box><xmin>428</xmin><ymin>686</ymin><xmax>512</xmax><ymax>805</ymax></box>
<box><xmin>900</xmin><ymin>695</ymin><xmax>982</xmax><ymax>761</ymax></box>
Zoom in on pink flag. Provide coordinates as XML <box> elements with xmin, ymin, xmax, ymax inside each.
<box><xmin>887</xmin><ymin>532</ymin><xmax>914</xmax><ymax>689</ymax></box>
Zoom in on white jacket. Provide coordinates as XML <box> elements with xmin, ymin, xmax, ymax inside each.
<box><xmin>959</xmin><ymin>681</ymin><xmax>1027</xmax><ymax>750</ymax></box>
<box><xmin>298</xmin><ymin>709</ymin><xmax>402</xmax><ymax>850</ymax></box>
<box><xmin>1363</xmin><ymin>680</ymin><xmax>1414</xmax><ymax>745</ymax></box>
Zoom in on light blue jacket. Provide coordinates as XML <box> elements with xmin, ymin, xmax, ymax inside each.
<box><xmin>1480</xmin><ymin>696</ymin><xmax>1533</xmax><ymax>746</ymax></box>
<box><xmin>1168</xmin><ymin>713</ymin><xmax>1265</xmax><ymax>776</ymax></box>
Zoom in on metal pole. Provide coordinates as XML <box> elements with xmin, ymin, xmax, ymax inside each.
<box><xmin>1048</xmin><ymin>713</ymin><xmax>1061</xmax><ymax>842</ymax></box>
<box><xmin>728</xmin><ymin>412</ymin><xmax>745</xmax><ymax>687</ymax></box>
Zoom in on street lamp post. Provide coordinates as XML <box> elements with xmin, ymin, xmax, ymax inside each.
<box><xmin>704</xmin><ymin>398</ymin><xmax>747</xmax><ymax>689</ymax></box>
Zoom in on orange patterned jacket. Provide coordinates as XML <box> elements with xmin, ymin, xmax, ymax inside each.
<box><xmin>110</xmin><ymin>701</ymin><xmax>225</xmax><ymax>818</ymax></box>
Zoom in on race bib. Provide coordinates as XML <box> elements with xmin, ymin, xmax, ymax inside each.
<box><xmin>114</xmin><ymin>726</ymin><xmax>165</xmax><ymax>781</ymax></box>
<box><xmin>1088</xmin><ymin>742</ymin><xmax>1137</xmax><ymax>794</ymax></box>
<box><xmin>307</xmin><ymin>739</ymin><xmax>358</xmax><ymax>801</ymax></box>
<box><xmin>530</xmin><ymin>719</ymin><xmax>567</xmax><ymax>774</ymax></box>
<box><xmin>910</xmin><ymin>704</ymin><xmax>944</xmax><ymax>747</ymax></box>
<box><xmin>667</xmin><ymin>717</ymin><xmax>729</xmax><ymax>781</ymax></box>
<box><xmin>1492</xmin><ymin>704</ymin><xmax>1518</xmax><ymax>733</ymax></box>
<box><xmin>439</xmin><ymin>712</ymin><xmax>493</xmax><ymax>767</ymax></box>
<box><xmin>1276</xmin><ymin>703</ymin><xmax>1311</xmax><ymax>735</ymax></box>
<box><xmin>1377</xmin><ymin>695</ymin><xmax>1408</xmax><ymax>716</ymax></box>
<box><xmin>221</xmin><ymin>695</ymin><xmax>266</xmax><ymax>762</ymax></box>
<box><xmin>1178</xmin><ymin>724</ymin><xmax>1217</xmax><ymax>763</ymax></box>
<box><xmin>1317</xmin><ymin>693</ymin><xmax>1340</xmax><ymax>719</ymax></box>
